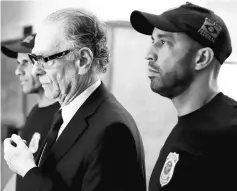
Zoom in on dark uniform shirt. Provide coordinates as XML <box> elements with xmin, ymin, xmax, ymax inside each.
<box><xmin>149</xmin><ymin>93</ymin><xmax>237</xmax><ymax>191</ymax></box>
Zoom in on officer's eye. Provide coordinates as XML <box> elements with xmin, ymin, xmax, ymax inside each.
<box><xmin>160</xmin><ymin>40</ymin><xmax>166</xmax><ymax>45</ymax></box>
<box><xmin>21</xmin><ymin>60</ymin><xmax>29</xmax><ymax>66</ymax></box>
<box><xmin>157</xmin><ymin>39</ymin><xmax>166</xmax><ymax>48</ymax></box>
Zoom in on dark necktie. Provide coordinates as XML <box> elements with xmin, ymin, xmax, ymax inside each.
<box><xmin>40</xmin><ymin>109</ymin><xmax>63</xmax><ymax>163</ymax></box>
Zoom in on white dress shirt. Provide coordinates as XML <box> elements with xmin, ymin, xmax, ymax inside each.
<box><xmin>57</xmin><ymin>80</ymin><xmax>101</xmax><ymax>139</ymax></box>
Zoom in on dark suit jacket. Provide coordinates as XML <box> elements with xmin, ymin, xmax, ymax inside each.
<box><xmin>18</xmin><ymin>83</ymin><xmax>146</xmax><ymax>191</ymax></box>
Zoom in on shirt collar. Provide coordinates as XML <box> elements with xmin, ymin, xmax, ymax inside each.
<box><xmin>61</xmin><ymin>80</ymin><xmax>101</xmax><ymax>125</ymax></box>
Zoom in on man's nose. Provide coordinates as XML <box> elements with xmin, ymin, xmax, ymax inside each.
<box><xmin>15</xmin><ymin>65</ymin><xmax>24</xmax><ymax>76</ymax></box>
<box><xmin>145</xmin><ymin>46</ymin><xmax>158</xmax><ymax>62</ymax></box>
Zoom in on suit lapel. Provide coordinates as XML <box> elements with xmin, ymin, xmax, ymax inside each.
<box><xmin>41</xmin><ymin>83</ymin><xmax>110</xmax><ymax>166</ymax></box>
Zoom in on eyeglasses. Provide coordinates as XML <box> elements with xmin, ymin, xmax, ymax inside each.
<box><xmin>28</xmin><ymin>49</ymin><xmax>73</xmax><ymax>69</ymax></box>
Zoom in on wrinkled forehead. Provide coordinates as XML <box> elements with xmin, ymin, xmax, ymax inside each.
<box><xmin>152</xmin><ymin>27</ymin><xmax>201</xmax><ymax>50</ymax></box>
<box><xmin>32</xmin><ymin>21</ymin><xmax>66</xmax><ymax>56</ymax></box>
<box><xmin>152</xmin><ymin>28</ymin><xmax>184</xmax><ymax>43</ymax></box>
<box><xmin>17</xmin><ymin>53</ymin><xmax>31</xmax><ymax>62</ymax></box>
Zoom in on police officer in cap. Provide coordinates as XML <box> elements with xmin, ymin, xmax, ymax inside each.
<box><xmin>130</xmin><ymin>2</ymin><xmax>237</xmax><ymax>191</ymax></box>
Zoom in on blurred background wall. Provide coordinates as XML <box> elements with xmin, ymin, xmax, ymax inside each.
<box><xmin>1</xmin><ymin>0</ymin><xmax>237</xmax><ymax>189</ymax></box>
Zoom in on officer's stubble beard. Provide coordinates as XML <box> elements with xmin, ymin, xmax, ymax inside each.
<box><xmin>150</xmin><ymin>48</ymin><xmax>197</xmax><ymax>99</ymax></box>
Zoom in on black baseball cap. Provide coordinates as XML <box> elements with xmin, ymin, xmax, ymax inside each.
<box><xmin>130</xmin><ymin>2</ymin><xmax>232</xmax><ymax>64</ymax></box>
<box><xmin>1</xmin><ymin>34</ymin><xmax>36</xmax><ymax>59</ymax></box>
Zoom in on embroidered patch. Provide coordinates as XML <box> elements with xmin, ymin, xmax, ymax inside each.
<box><xmin>29</xmin><ymin>132</ymin><xmax>41</xmax><ymax>154</ymax></box>
<box><xmin>23</xmin><ymin>35</ymin><xmax>34</xmax><ymax>43</ymax></box>
<box><xmin>160</xmin><ymin>152</ymin><xmax>179</xmax><ymax>187</ymax></box>
<box><xmin>198</xmin><ymin>17</ymin><xmax>222</xmax><ymax>43</ymax></box>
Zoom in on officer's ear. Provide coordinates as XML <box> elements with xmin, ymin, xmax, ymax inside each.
<box><xmin>194</xmin><ymin>47</ymin><xmax>214</xmax><ymax>71</ymax></box>
<box><xmin>75</xmin><ymin>47</ymin><xmax>93</xmax><ymax>75</ymax></box>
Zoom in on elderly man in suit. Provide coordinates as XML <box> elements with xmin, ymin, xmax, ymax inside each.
<box><xmin>4</xmin><ymin>8</ymin><xmax>146</xmax><ymax>191</ymax></box>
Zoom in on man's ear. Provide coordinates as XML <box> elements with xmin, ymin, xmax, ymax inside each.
<box><xmin>75</xmin><ymin>47</ymin><xmax>93</xmax><ymax>75</ymax></box>
<box><xmin>194</xmin><ymin>47</ymin><xmax>214</xmax><ymax>71</ymax></box>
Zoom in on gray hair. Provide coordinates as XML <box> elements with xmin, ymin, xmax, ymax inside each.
<box><xmin>46</xmin><ymin>8</ymin><xmax>109</xmax><ymax>73</ymax></box>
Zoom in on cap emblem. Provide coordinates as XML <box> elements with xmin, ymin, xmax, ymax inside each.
<box><xmin>23</xmin><ymin>35</ymin><xmax>34</xmax><ymax>44</ymax></box>
<box><xmin>198</xmin><ymin>17</ymin><xmax>222</xmax><ymax>43</ymax></box>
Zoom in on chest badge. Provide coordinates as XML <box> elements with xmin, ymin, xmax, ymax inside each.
<box><xmin>29</xmin><ymin>132</ymin><xmax>41</xmax><ymax>154</ymax></box>
<box><xmin>160</xmin><ymin>152</ymin><xmax>179</xmax><ymax>187</ymax></box>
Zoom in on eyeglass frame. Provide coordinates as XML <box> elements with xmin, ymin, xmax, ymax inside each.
<box><xmin>28</xmin><ymin>48</ymin><xmax>79</xmax><ymax>68</ymax></box>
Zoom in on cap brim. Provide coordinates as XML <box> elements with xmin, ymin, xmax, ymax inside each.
<box><xmin>130</xmin><ymin>10</ymin><xmax>182</xmax><ymax>35</ymax></box>
<box><xmin>1</xmin><ymin>41</ymin><xmax>31</xmax><ymax>58</ymax></box>
<box><xmin>1</xmin><ymin>46</ymin><xmax>18</xmax><ymax>58</ymax></box>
